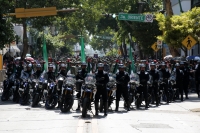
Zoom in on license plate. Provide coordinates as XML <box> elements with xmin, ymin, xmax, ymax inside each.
<box><xmin>19</xmin><ymin>88</ymin><xmax>23</xmax><ymax>91</ymax></box>
<box><xmin>30</xmin><ymin>89</ymin><xmax>33</xmax><ymax>92</ymax></box>
<box><xmin>160</xmin><ymin>90</ymin><xmax>163</xmax><ymax>92</ymax></box>
<box><xmin>43</xmin><ymin>90</ymin><xmax>48</xmax><ymax>93</ymax></box>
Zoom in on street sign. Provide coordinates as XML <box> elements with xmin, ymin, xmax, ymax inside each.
<box><xmin>182</xmin><ymin>35</ymin><xmax>197</xmax><ymax>50</ymax></box>
<box><xmin>118</xmin><ymin>13</ymin><xmax>153</xmax><ymax>22</ymax></box>
<box><xmin>151</xmin><ymin>42</ymin><xmax>159</xmax><ymax>52</ymax></box>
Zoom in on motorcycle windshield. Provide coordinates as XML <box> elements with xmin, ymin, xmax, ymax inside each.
<box><xmin>108</xmin><ymin>74</ymin><xmax>116</xmax><ymax>83</ymax></box>
<box><xmin>169</xmin><ymin>71</ymin><xmax>176</xmax><ymax>81</ymax></box>
<box><xmin>20</xmin><ymin>71</ymin><xmax>29</xmax><ymax>80</ymax></box>
<box><xmin>9</xmin><ymin>73</ymin><xmax>16</xmax><ymax>81</ymax></box>
<box><xmin>65</xmin><ymin>74</ymin><xmax>76</xmax><ymax>85</ymax></box>
<box><xmin>85</xmin><ymin>74</ymin><xmax>96</xmax><ymax>85</ymax></box>
<box><xmin>56</xmin><ymin>74</ymin><xmax>65</xmax><ymax>81</ymax></box>
<box><xmin>130</xmin><ymin>73</ymin><xmax>140</xmax><ymax>82</ymax></box>
<box><xmin>38</xmin><ymin>71</ymin><xmax>46</xmax><ymax>82</ymax></box>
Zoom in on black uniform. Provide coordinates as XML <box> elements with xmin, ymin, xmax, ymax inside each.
<box><xmin>33</xmin><ymin>70</ymin><xmax>43</xmax><ymax>79</ymax></box>
<box><xmin>195</xmin><ymin>64</ymin><xmax>200</xmax><ymax>97</ymax></box>
<box><xmin>180</xmin><ymin>65</ymin><xmax>190</xmax><ymax>98</ymax></box>
<box><xmin>159</xmin><ymin>68</ymin><xmax>170</xmax><ymax>103</ymax></box>
<box><xmin>115</xmin><ymin>71</ymin><xmax>130</xmax><ymax>110</ymax></box>
<box><xmin>44</xmin><ymin>71</ymin><xmax>56</xmax><ymax>82</ymax></box>
<box><xmin>148</xmin><ymin>69</ymin><xmax>159</xmax><ymax>105</ymax></box>
<box><xmin>95</xmin><ymin>71</ymin><xmax>109</xmax><ymax>115</ymax></box>
<box><xmin>75</xmin><ymin>69</ymin><xmax>87</xmax><ymax>110</ymax></box>
<box><xmin>137</xmin><ymin>71</ymin><xmax>149</xmax><ymax>107</ymax></box>
<box><xmin>172</xmin><ymin>68</ymin><xmax>184</xmax><ymax>101</ymax></box>
<box><xmin>58</xmin><ymin>70</ymin><xmax>67</xmax><ymax>78</ymax></box>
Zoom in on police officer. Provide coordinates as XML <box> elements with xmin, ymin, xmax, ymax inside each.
<box><xmin>171</xmin><ymin>63</ymin><xmax>184</xmax><ymax>101</ymax></box>
<box><xmin>195</xmin><ymin>60</ymin><xmax>200</xmax><ymax>98</ymax></box>
<box><xmin>44</xmin><ymin>64</ymin><xmax>56</xmax><ymax>82</ymax></box>
<box><xmin>33</xmin><ymin>64</ymin><xmax>43</xmax><ymax>79</ymax></box>
<box><xmin>5</xmin><ymin>62</ymin><xmax>14</xmax><ymax>79</ymax></box>
<box><xmin>137</xmin><ymin>64</ymin><xmax>150</xmax><ymax>108</ymax></box>
<box><xmin>115</xmin><ymin>64</ymin><xmax>130</xmax><ymax>111</ymax></box>
<box><xmin>180</xmin><ymin>61</ymin><xmax>190</xmax><ymax>99</ymax></box>
<box><xmin>21</xmin><ymin>63</ymin><xmax>33</xmax><ymax>78</ymax></box>
<box><xmin>75</xmin><ymin>62</ymin><xmax>88</xmax><ymax>110</ymax></box>
<box><xmin>148</xmin><ymin>62</ymin><xmax>160</xmax><ymax>106</ymax></box>
<box><xmin>95</xmin><ymin>63</ymin><xmax>109</xmax><ymax>116</ymax></box>
<box><xmin>159</xmin><ymin>62</ymin><xmax>170</xmax><ymax>103</ymax></box>
<box><xmin>58</xmin><ymin>63</ymin><xmax>67</xmax><ymax>77</ymax></box>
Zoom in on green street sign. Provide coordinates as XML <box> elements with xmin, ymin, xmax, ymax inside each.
<box><xmin>118</xmin><ymin>13</ymin><xmax>153</xmax><ymax>22</ymax></box>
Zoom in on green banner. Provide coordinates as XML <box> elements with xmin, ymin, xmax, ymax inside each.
<box><xmin>80</xmin><ymin>37</ymin><xmax>85</xmax><ymax>62</ymax></box>
<box><xmin>43</xmin><ymin>35</ymin><xmax>48</xmax><ymax>71</ymax></box>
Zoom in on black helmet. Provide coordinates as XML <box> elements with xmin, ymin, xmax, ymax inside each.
<box><xmin>175</xmin><ymin>63</ymin><xmax>180</xmax><ymax>67</ymax></box>
<box><xmin>97</xmin><ymin>63</ymin><xmax>104</xmax><ymax>68</ymax></box>
<box><xmin>48</xmin><ymin>63</ymin><xmax>53</xmax><ymax>68</ymax></box>
<box><xmin>140</xmin><ymin>64</ymin><xmax>146</xmax><ymax>68</ymax></box>
<box><xmin>60</xmin><ymin>63</ymin><xmax>66</xmax><ymax>68</ymax></box>
<box><xmin>180</xmin><ymin>61</ymin><xmax>184</xmax><ymax>65</ymax></box>
<box><xmin>118</xmin><ymin>64</ymin><xmax>125</xmax><ymax>69</ymax></box>
<box><xmin>150</xmin><ymin>62</ymin><xmax>155</xmax><ymax>66</ymax></box>
<box><xmin>160</xmin><ymin>62</ymin><xmax>166</xmax><ymax>66</ymax></box>
<box><xmin>36</xmin><ymin>64</ymin><xmax>42</xmax><ymax>68</ymax></box>
<box><xmin>81</xmin><ymin>62</ymin><xmax>87</xmax><ymax>66</ymax></box>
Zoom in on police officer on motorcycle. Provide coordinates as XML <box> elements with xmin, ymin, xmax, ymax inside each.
<box><xmin>33</xmin><ymin>64</ymin><xmax>43</xmax><ymax>79</ymax></box>
<box><xmin>95</xmin><ymin>63</ymin><xmax>109</xmax><ymax>116</ymax></box>
<box><xmin>76</xmin><ymin>62</ymin><xmax>88</xmax><ymax>110</ymax></box>
<box><xmin>171</xmin><ymin>63</ymin><xmax>184</xmax><ymax>101</ymax></box>
<box><xmin>159</xmin><ymin>62</ymin><xmax>170</xmax><ymax>103</ymax></box>
<box><xmin>180</xmin><ymin>61</ymin><xmax>190</xmax><ymax>99</ymax></box>
<box><xmin>115</xmin><ymin>64</ymin><xmax>130</xmax><ymax>111</ymax></box>
<box><xmin>137</xmin><ymin>64</ymin><xmax>150</xmax><ymax>109</ymax></box>
<box><xmin>44</xmin><ymin>64</ymin><xmax>56</xmax><ymax>82</ymax></box>
<box><xmin>58</xmin><ymin>63</ymin><xmax>67</xmax><ymax>77</ymax></box>
<box><xmin>148</xmin><ymin>62</ymin><xmax>160</xmax><ymax>106</ymax></box>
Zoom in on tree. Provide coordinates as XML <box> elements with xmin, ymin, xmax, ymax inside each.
<box><xmin>0</xmin><ymin>0</ymin><xmax>15</xmax><ymax>49</ymax></box>
<box><xmin>156</xmin><ymin>7</ymin><xmax>200</xmax><ymax>57</ymax></box>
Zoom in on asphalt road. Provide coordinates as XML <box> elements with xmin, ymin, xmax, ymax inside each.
<box><xmin>0</xmin><ymin>93</ymin><xmax>200</xmax><ymax>133</ymax></box>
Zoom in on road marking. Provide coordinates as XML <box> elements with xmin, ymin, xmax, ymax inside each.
<box><xmin>76</xmin><ymin>118</ymin><xmax>85</xmax><ymax>133</ymax></box>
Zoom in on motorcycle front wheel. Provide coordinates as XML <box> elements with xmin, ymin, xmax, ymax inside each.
<box><xmin>32</xmin><ymin>93</ymin><xmax>40</xmax><ymax>107</ymax></box>
<box><xmin>1</xmin><ymin>91</ymin><xmax>9</xmax><ymax>101</ymax></box>
<box><xmin>19</xmin><ymin>93</ymin><xmax>30</xmax><ymax>105</ymax></box>
<box><xmin>60</xmin><ymin>95</ymin><xmax>74</xmax><ymax>112</ymax></box>
<box><xmin>45</xmin><ymin>95</ymin><xmax>58</xmax><ymax>109</ymax></box>
<box><xmin>82</xmin><ymin>98</ymin><xmax>89</xmax><ymax>118</ymax></box>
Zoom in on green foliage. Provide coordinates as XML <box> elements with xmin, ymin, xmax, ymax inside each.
<box><xmin>0</xmin><ymin>0</ymin><xmax>15</xmax><ymax>49</ymax></box>
<box><xmin>106</xmin><ymin>48</ymin><xmax>118</xmax><ymax>56</ymax></box>
<box><xmin>156</xmin><ymin>7</ymin><xmax>200</xmax><ymax>51</ymax></box>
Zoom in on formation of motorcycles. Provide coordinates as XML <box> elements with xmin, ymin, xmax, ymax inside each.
<box><xmin>0</xmin><ymin>57</ymin><xmax>192</xmax><ymax>117</ymax></box>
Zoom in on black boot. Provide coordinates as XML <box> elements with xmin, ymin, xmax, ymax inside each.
<box><xmin>103</xmin><ymin>102</ymin><xmax>108</xmax><ymax>116</ymax></box>
<box><xmin>125</xmin><ymin>101</ymin><xmax>130</xmax><ymax>111</ymax></box>
<box><xmin>115</xmin><ymin>100</ymin><xmax>119</xmax><ymax>111</ymax></box>
<box><xmin>95</xmin><ymin>102</ymin><xmax>99</xmax><ymax>116</ymax></box>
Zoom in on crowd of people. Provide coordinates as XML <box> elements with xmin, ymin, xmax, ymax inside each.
<box><xmin>2</xmin><ymin>55</ymin><xmax>200</xmax><ymax>117</ymax></box>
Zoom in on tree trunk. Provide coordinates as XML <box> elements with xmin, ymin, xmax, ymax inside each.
<box><xmin>165</xmin><ymin>0</ymin><xmax>180</xmax><ymax>57</ymax></box>
<box><xmin>21</xmin><ymin>19</ymin><xmax>28</xmax><ymax>59</ymax></box>
<box><xmin>123</xmin><ymin>39</ymin><xmax>127</xmax><ymax>57</ymax></box>
<box><xmin>119</xmin><ymin>43</ymin><xmax>124</xmax><ymax>56</ymax></box>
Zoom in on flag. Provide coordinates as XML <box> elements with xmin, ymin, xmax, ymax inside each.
<box><xmin>80</xmin><ymin>36</ymin><xmax>85</xmax><ymax>62</ymax></box>
<box><xmin>43</xmin><ymin>35</ymin><xmax>48</xmax><ymax>71</ymax></box>
<box><xmin>129</xmin><ymin>45</ymin><xmax>135</xmax><ymax>73</ymax></box>
<box><xmin>112</xmin><ymin>63</ymin><xmax>118</xmax><ymax>74</ymax></box>
<box><xmin>87</xmin><ymin>62</ymin><xmax>91</xmax><ymax>73</ymax></box>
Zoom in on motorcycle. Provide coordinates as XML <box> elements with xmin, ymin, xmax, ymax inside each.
<box><xmin>169</xmin><ymin>74</ymin><xmax>178</xmax><ymax>102</ymax></box>
<box><xmin>18</xmin><ymin>72</ymin><xmax>34</xmax><ymax>105</ymax></box>
<box><xmin>126</xmin><ymin>73</ymin><xmax>140</xmax><ymax>108</ymax></box>
<box><xmin>31</xmin><ymin>71</ymin><xmax>47</xmax><ymax>107</ymax></box>
<box><xmin>45</xmin><ymin>79</ymin><xmax>57</xmax><ymax>109</ymax></box>
<box><xmin>60</xmin><ymin>74</ymin><xmax>76</xmax><ymax>112</ymax></box>
<box><xmin>1</xmin><ymin>73</ymin><xmax>15</xmax><ymax>101</ymax></box>
<box><xmin>135</xmin><ymin>75</ymin><xmax>152</xmax><ymax>109</ymax></box>
<box><xmin>99</xmin><ymin>73</ymin><xmax>116</xmax><ymax>112</ymax></box>
<box><xmin>80</xmin><ymin>74</ymin><xmax>97</xmax><ymax>117</ymax></box>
